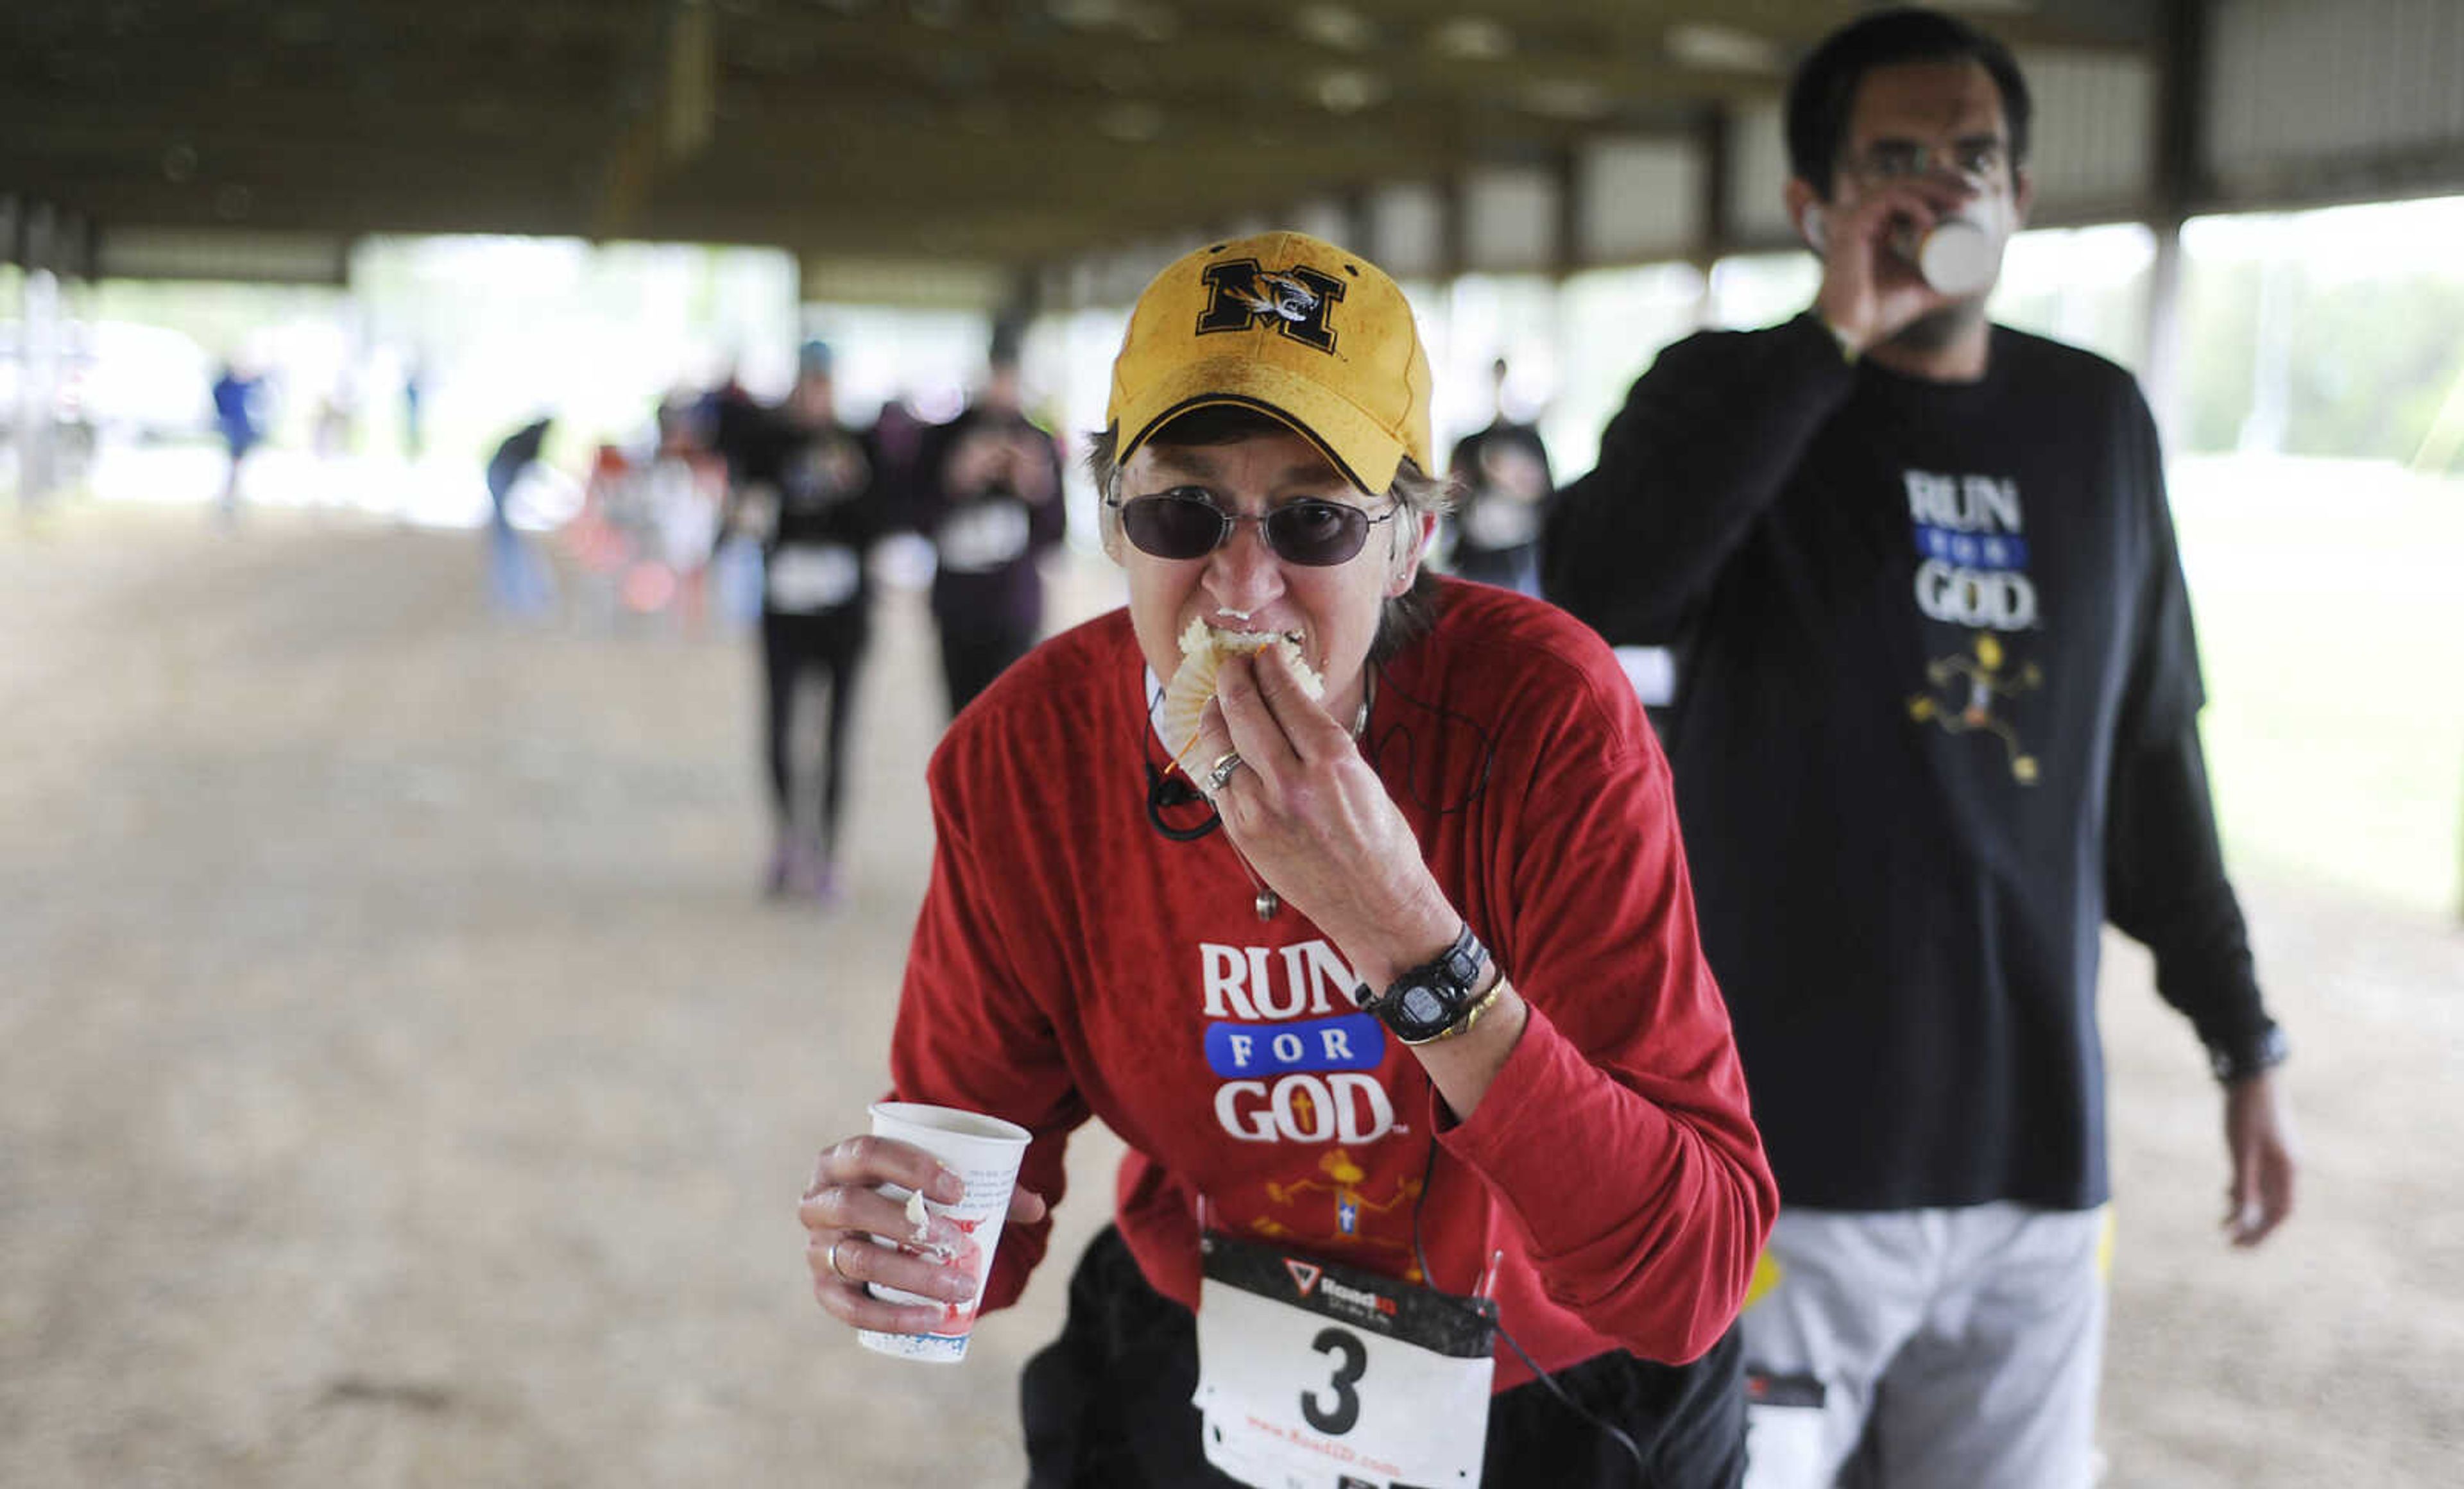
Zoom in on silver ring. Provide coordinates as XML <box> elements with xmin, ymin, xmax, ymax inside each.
<box><xmin>1204</xmin><ymin>749</ymin><xmax>1244</xmax><ymax>795</ymax></box>
<box><xmin>826</xmin><ymin>1237</ymin><xmax>852</xmax><ymax>1281</ymax></box>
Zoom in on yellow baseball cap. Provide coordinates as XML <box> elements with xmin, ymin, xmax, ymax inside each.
<box><xmin>1107</xmin><ymin>231</ymin><xmax>1435</xmax><ymax>494</ymax></box>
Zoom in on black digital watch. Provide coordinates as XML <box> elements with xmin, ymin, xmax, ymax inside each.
<box><xmin>1357</xmin><ymin>923</ymin><xmax>1491</xmax><ymax>1046</ymax></box>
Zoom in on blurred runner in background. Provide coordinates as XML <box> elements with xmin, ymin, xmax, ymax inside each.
<box><xmin>482</xmin><ymin>414</ymin><xmax>558</xmax><ymax>618</ymax></box>
<box><xmin>723</xmin><ymin>341</ymin><xmax>887</xmax><ymax>903</ymax></box>
<box><xmin>1441</xmin><ymin>357</ymin><xmax>1556</xmax><ymax>596</ymax></box>
<box><xmin>907</xmin><ymin>325</ymin><xmax>1066</xmax><ymax>719</ymax></box>
<box><xmin>210</xmin><ymin>356</ymin><xmax>267</xmax><ymax>525</ymax></box>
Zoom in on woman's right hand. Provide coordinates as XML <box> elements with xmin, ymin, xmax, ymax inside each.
<box><xmin>796</xmin><ymin>1134</ymin><xmax>1047</xmax><ymax>1333</ymax></box>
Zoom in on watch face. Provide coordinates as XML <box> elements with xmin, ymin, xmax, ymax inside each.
<box><xmin>1371</xmin><ymin>927</ymin><xmax>1489</xmax><ymax>1042</ymax></box>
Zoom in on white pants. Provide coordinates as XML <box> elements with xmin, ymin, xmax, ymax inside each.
<box><xmin>1740</xmin><ymin>1204</ymin><xmax>2109</xmax><ymax>1489</ymax></box>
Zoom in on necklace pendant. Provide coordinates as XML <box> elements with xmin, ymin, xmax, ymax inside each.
<box><xmin>1254</xmin><ymin>889</ymin><xmax>1279</xmax><ymax>920</ymax></box>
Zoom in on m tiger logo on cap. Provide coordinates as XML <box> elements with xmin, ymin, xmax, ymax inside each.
<box><xmin>1197</xmin><ymin>261</ymin><xmax>1346</xmax><ymax>353</ymax></box>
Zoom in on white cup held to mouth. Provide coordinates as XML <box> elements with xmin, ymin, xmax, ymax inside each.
<box><xmin>855</xmin><ymin>1102</ymin><xmax>1032</xmax><ymax>1363</ymax></box>
<box><xmin>1806</xmin><ymin>205</ymin><xmax>2004</xmax><ymax>300</ymax></box>
<box><xmin>1901</xmin><ymin>217</ymin><xmax>2000</xmax><ymax>297</ymax></box>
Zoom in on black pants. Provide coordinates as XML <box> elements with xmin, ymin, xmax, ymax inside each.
<box><xmin>760</xmin><ymin>610</ymin><xmax>865</xmax><ymax>856</ymax></box>
<box><xmin>936</xmin><ymin>617</ymin><xmax>1037</xmax><ymax>719</ymax></box>
<box><xmin>1021</xmin><ymin>1227</ymin><xmax>1746</xmax><ymax>1489</ymax></box>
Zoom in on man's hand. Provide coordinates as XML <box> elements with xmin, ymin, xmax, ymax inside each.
<box><xmin>1005</xmin><ymin>434</ymin><xmax>1060</xmax><ymax>504</ymax></box>
<box><xmin>1810</xmin><ymin>182</ymin><xmax>1965</xmax><ymax>356</ymax></box>
<box><xmin>945</xmin><ymin>430</ymin><xmax>1012</xmax><ymax>498</ymax></box>
<box><xmin>2221</xmin><ymin>1069</ymin><xmax>2297</xmax><ymax>1247</ymax></box>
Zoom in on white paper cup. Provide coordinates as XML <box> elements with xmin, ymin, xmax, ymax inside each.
<box><xmin>855</xmin><ymin>1102</ymin><xmax>1031</xmax><ymax>1363</ymax></box>
<box><xmin>1908</xmin><ymin>217</ymin><xmax>1999</xmax><ymax>296</ymax></box>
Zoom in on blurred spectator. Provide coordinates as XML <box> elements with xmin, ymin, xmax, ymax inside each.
<box><xmin>907</xmin><ymin>323</ymin><xmax>1066</xmax><ymax>717</ymax></box>
<box><xmin>694</xmin><ymin>361</ymin><xmax>765</xmax><ymax>486</ymax></box>
<box><xmin>313</xmin><ymin>382</ymin><xmax>354</xmax><ymax>463</ymax></box>
<box><xmin>563</xmin><ymin>442</ymin><xmax>640</xmax><ymax>618</ymax></box>
<box><xmin>650</xmin><ymin>396</ymin><xmax>724</xmax><ymax>631</ymax></box>
<box><xmin>596</xmin><ymin>395</ymin><xmax>730</xmax><ymax>626</ymax></box>
<box><xmin>691</xmin><ymin>365</ymin><xmax>774</xmax><ymax>630</ymax></box>
<box><xmin>867</xmin><ymin>392</ymin><xmax>927</xmax><ymax>516</ymax></box>
<box><xmin>483</xmin><ymin>414</ymin><xmax>558</xmax><ymax>617</ymax></box>
<box><xmin>210</xmin><ymin>359</ymin><xmax>266</xmax><ymax>523</ymax></box>
<box><xmin>1442</xmin><ymin>357</ymin><xmax>1557</xmax><ymax>595</ymax></box>
<box><xmin>402</xmin><ymin>359</ymin><xmax>426</xmax><ymax>462</ymax></box>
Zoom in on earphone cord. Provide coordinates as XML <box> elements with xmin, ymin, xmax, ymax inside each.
<box><xmin>1408</xmin><ymin>1138</ymin><xmax>1655</xmax><ymax>1481</ymax></box>
<box><xmin>1140</xmin><ymin>677</ymin><xmax>1222</xmax><ymax>842</ymax></box>
<box><xmin>1356</xmin><ymin>660</ymin><xmax>1494</xmax><ymax>820</ymax></box>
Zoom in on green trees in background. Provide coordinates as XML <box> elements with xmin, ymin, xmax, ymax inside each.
<box><xmin>2181</xmin><ymin>256</ymin><xmax>2464</xmax><ymax>467</ymax></box>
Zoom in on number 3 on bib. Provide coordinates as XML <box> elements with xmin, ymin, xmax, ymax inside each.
<box><xmin>1194</xmin><ymin>1232</ymin><xmax>1496</xmax><ymax>1488</ymax></box>
<box><xmin>1303</xmin><ymin>1326</ymin><xmax>1368</xmax><ymax>1435</ymax></box>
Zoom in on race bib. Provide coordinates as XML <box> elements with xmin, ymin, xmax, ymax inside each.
<box><xmin>1194</xmin><ymin>1231</ymin><xmax>1495</xmax><ymax>1489</ymax></box>
<box><xmin>766</xmin><ymin>543</ymin><xmax>860</xmax><ymax>612</ymax></box>
<box><xmin>936</xmin><ymin>499</ymin><xmax>1032</xmax><ymax>573</ymax></box>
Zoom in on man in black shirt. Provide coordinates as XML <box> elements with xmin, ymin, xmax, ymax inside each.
<box><xmin>726</xmin><ymin>341</ymin><xmax>884</xmax><ymax>901</ymax></box>
<box><xmin>1544</xmin><ymin>10</ymin><xmax>2296</xmax><ymax>1487</ymax></box>
<box><xmin>909</xmin><ymin>327</ymin><xmax>1068</xmax><ymax>719</ymax></box>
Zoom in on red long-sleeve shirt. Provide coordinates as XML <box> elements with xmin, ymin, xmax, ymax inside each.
<box><xmin>887</xmin><ymin>580</ymin><xmax>1774</xmax><ymax>1385</ymax></box>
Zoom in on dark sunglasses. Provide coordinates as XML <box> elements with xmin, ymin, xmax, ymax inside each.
<box><xmin>1105</xmin><ymin>492</ymin><xmax>1399</xmax><ymax>566</ymax></box>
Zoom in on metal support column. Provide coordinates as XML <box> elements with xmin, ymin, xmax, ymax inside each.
<box><xmin>1692</xmin><ymin>104</ymin><xmax>1733</xmax><ymax>330</ymax></box>
<box><xmin>2144</xmin><ymin>0</ymin><xmax>2211</xmax><ymax>452</ymax></box>
<box><xmin>15</xmin><ymin>200</ymin><xmax>63</xmax><ymax>511</ymax></box>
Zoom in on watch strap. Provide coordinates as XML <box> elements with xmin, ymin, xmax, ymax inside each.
<box><xmin>1423</xmin><ymin>922</ymin><xmax>1485</xmax><ymax>992</ymax></box>
<box><xmin>1358</xmin><ymin>923</ymin><xmax>1490</xmax><ymax>1042</ymax></box>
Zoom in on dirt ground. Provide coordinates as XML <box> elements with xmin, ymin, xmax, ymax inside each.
<box><xmin>2</xmin><ymin>503</ymin><xmax>2458</xmax><ymax>1488</ymax></box>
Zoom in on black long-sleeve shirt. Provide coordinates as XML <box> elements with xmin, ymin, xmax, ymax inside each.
<box><xmin>734</xmin><ymin>410</ymin><xmax>886</xmax><ymax>624</ymax></box>
<box><xmin>907</xmin><ymin>404</ymin><xmax>1068</xmax><ymax>637</ymax></box>
<box><xmin>1544</xmin><ymin>312</ymin><xmax>2279</xmax><ymax>1211</ymax></box>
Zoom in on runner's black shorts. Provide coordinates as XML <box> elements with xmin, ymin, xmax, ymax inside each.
<box><xmin>1022</xmin><ymin>1224</ymin><xmax>1746</xmax><ymax>1488</ymax></box>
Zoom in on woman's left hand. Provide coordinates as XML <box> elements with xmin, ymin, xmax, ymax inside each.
<box><xmin>1199</xmin><ymin>646</ymin><xmax>1457</xmax><ymax>989</ymax></box>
